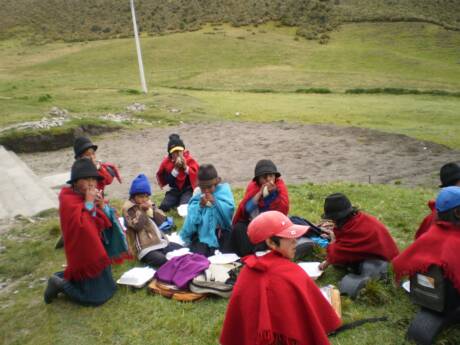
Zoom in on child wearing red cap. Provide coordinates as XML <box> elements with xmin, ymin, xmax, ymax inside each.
<box><xmin>220</xmin><ymin>211</ymin><xmax>341</xmax><ymax>345</ymax></box>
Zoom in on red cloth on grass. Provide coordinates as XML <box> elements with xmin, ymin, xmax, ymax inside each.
<box><xmin>232</xmin><ymin>178</ymin><xmax>289</xmax><ymax>225</ymax></box>
<box><xmin>414</xmin><ymin>200</ymin><xmax>436</xmax><ymax>239</ymax></box>
<box><xmin>327</xmin><ymin>212</ymin><xmax>399</xmax><ymax>265</ymax></box>
<box><xmin>59</xmin><ymin>187</ymin><xmax>112</xmax><ymax>281</ymax></box>
<box><xmin>156</xmin><ymin>150</ymin><xmax>199</xmax><ymax>190</ymax></box>
<box><xmin>97</xmin><ymin>162</ymin><xmax>122</xmax><ymax>191</ymax></box>
<box><xmin>393</xmin><ymin>220</ymin><xmax>460</xmax><ymax>293</ymax></box>
<box><xmin>220</xmin><ymin>251</ymin><xmax>341</xmax><ymax>345</ymax></box>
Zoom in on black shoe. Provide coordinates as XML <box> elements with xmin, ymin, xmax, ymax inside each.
<box><xmin>44</xmin><ymin>276</ymin><xmax>64</xmax><ymax>304</ymax></box>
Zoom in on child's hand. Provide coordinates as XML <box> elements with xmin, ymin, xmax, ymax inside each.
<box><xmin>206</xmin><ymin>193</ymin><xmax>215</xmax><ymax>204</ymax></box>
<box><xmin>266</xmin><ymin>181</ymin><xmax>276</xmax><ymax>194</ymax></box>
<box><xmin>95</xmin><ymin>189</ymin><xmax>104</xmax><ymax>209</ymax></box>
<box><xmin>319</xmin><ymin>260</ymin><xmax>329</xmax><ymax>271</ymax></box>
<box><xmin>140</xmin><ymin>200</ymin><xmax>152</xmax><ymax>211</ymax></box>
<box><xmin>320</xmin><ymin>228</ymin><xmax>336</xmax><ymax>243</ymax></box>
<box><xmin>200</xmin><ymin>194</ymin><xmax>207</xmax><ymax>208</ymax></box>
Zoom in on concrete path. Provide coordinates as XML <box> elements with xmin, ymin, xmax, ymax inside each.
<box><xmin>0</xmin><ymin>146</ymin><xmax>58</xmax><ymax>219</ymax></box>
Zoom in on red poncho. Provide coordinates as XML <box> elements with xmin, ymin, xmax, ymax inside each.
<box><xmin>232</xmin><ymin>178</ymin><xmax>289</xmax><ymax>225</ymax></box>
<box><xmin>393</xmin><ymin>221</ymin><xmax>460</xmax><ymax>293</ymax></box>
<box><xmin>97</xmin><ymin>162</ymin><xmax>122</xmax><ymax>192</ymax></box>
<box><xmin>327</xmin><ymin>212</ymin><xmax>399</xmax><ymax>265</ymax></box>
<box><xmin>414</xmin><ymin>200</ymin><xmax>436</xmax><ymax>239</ymax></box>
<box><xmin>220</xmin><ymin>251</ymin><xmax>341</xmax><ymax>345</ymax></box>
<box><xmin>156</xmin><ymin>150</ymin><xmax>199</xmax><ymax>190</ymax></box>
<box><xmin>59</xmin><ymin>187</ymin><xmax>112</xmax><ymax>281</ymax></box>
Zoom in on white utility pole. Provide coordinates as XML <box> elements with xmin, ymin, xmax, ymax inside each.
<box><xmin>130</xmin><ymin>0</ymin><xmax>148</xmax><ymax>93</ymax></box>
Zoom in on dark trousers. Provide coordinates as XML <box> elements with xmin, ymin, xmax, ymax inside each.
<box><xmin>159</xmin><ymin>187</ymin><xmax>193</xmax><ymax>212</ymax></box>
<box><xmin>140</xmin><ymin>242</ymin><xmax>183</xmax><ymax>267</ymax></box>
<box><xmin>231</xmin><ymin>221</ymin><xmax>267</xmax><ymax>257</ymax></box>
<box><xmin>189</xmin><ymin>230</ymin><xmax>232</xmax><ymax>257</ymax></box>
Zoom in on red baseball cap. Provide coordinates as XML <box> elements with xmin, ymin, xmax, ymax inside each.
<box><xmin>248</xmin><ymin>211</ymin><xmax>310</xmax><ymax>244</ymax></box>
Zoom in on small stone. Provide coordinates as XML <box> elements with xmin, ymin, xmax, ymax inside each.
<box><xmin>169</xmin><ymin>108</ymin><xmax>181</xmax><ymax>113</ymax></box>
<box><xmin>13</xmin><ymin>290</ymin><xmax>19</xmax><ymax>294</ymax></box>
<box><xmin>235</xmin><ymin>112</ymin><xmax>241</xmax><ymax>116</ymax></box>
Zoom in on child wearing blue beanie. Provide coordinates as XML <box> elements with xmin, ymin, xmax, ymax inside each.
<box><xmin>123</xmin><ymin>174</ymin><xmax>182</xmax><ymax>267</ymax></box>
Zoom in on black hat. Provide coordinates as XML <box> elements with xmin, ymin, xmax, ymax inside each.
<box><xmin>253</xmin><ymin>159</ymin><xmax>281</xmax><ymax>181</ymax></box>
<box><xmin>198</xmin><ymin>164</ymin><xmax>221</xmax><ymax>188</ymax></box>
<box><xmin>439</xmin><ymin>162</ymin><xmax>460</xmax><ymax>188</ymax></box>
<box><xmin>74</xmin><ymin>136</ymin><xmax>98</xmax><ymax>159</ymax></box>
<box><xmin>323</xmin><ymin>193</ymin><xmax>354</xmax><ymax>221</ymax></box>
<box><xmin>67</xmin><ymin>158</ymin><xmax>102</xmax><ymax>184</ymax></box>
<box><xmin>167</xmin><ymin>134</ymin><xmax>185</xmax><ymax>154</ymax></box>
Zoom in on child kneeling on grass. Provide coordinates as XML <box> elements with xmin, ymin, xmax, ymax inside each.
<box><xmin>318</xmin><ymin>193</ymin><xmax>399</xmax><ymax>271</ymax></box>
<box><xmin>220</xmin><ymin>211</ymin><xmax>341</xmax><ymax>345</ymax></box>
<box><xmin>123</xmin><ymin>174</ymin><xmax>182</xmax><ymax>268</ymax></box>
<box><xmin>179</xmin><ymin>164</ymin><xmax>235</xmax><ymax>257</ymax></box>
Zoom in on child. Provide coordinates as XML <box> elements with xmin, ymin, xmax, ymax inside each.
<box><xmin>123</xmin><ymin>174</ymin><xmax>182</xmax><ymax>267</ymax></box>
<box><xmin>393</xmin><ymin>186</ymin><xmax>460</xmax><ymax>302</ymax></box>
<box><xmin>44</xmin><ymin>159</ymin><xmax>117</xmax><ymax>306</ymax></box>
<box><xmin>319</xmin><ymin>193</ymin><xmax>399</xmax><ymax>271</ymax></box>
<box><xmin>220</xmin><ymin>211</ymin><xmax>341</xmax><ymax>345</ymax></box>
<box><xmin>156</xmin><ymin>134</ymin><xmax>199</xmax><ymax>212</ymax></box>
<box><xmin>73</xmin><ymin>136</ymin><xmax>121</xmax><ymax>193</ymax></box>
<box><xmin>179</xmin><ymin>164</ymin><xmax>235</xmax><ymax>257</ymax></box>
<box><xmin>414</xmin><ymin>162</ymin><xmax>460</xmax><ymax>239</ymax></box>
<box><xmin>231</xmin><ymin>159</ymin><xmax>289</xmax><ymax>257</ymax></box>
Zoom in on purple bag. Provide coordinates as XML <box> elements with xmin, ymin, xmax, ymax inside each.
<box><xmin>154</xmin><ymin>254</ymin><xmax>210</xmax><ymax>290</ymax></box>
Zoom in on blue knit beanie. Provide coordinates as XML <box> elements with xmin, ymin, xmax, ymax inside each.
<box><xmin>129</xmin><ymin>174</ymin><xmax>151</xmax><ymax>196</ymax></box>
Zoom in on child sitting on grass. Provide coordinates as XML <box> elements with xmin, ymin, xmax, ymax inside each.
<box><xmin>231</xmin><ymin>159</ymin><xmax>289</xmax><ymax>257</ymax></box>
<box><xmin>179</xmin><ymin>164</ymin><xmax>235</xmax><ymax>257</ymax></box>
<box><xmin>123</xmin><ymin>174</ymin><xmax>182</xmax><ymax>267</ymax></box>
<box><xmin>73</xmin><ymin>136</ymin><xmax>121</xmax><ymax>194</ymax></box>
<box><xmin>220</xmin><ymin>211</ymin><xmax>341</xmax><ymax>345</ymax></box>
<box><xmin>319</xmin><ymin>193</ymin><xmax>399</xmax><ymax>271</ymax></box>
<box><xmin>156</xmin><ymin>134</ymin><xmax>199</xmax><ymax>212</ymax></box>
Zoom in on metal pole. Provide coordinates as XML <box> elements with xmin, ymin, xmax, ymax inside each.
<box><xmin>130</xmin><ymin>0</ymin><xmax>148</xmax><ymax>93</ymax></box>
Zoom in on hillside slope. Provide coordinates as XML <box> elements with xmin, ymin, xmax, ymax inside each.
<box><xmin>0</xmin><ymin>0</ymin><xmax>459</xmax><ymax>43</ymax></box>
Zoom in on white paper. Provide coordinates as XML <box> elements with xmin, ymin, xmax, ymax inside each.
<box><xmin>117</xmin><ymin>267</ymin><xmax>155</xmax><ymax>288</ymax></box>
<box><xmin>167</xmin><ymin>232</ymin><xmax>186</xmax><ymax>246</ymax></box>
<box><xmin>208</xmin><ymin>253</ymin><xmax>240</xmax><ymax>265</ymax></box>
<box><xmin>177</xmin><ymin>204</ymin><xmax>188</xmax><ymax>217</ymax></box>
<box><xmin>402</xmin><ymin>280</ymin><xmax>410</xmax><ymax>293</ymax></box>
<box><xmin>166</xmin><ymin>248</ymin><xmax>191</xmax><ymax>260</ymax></box>
<box><xmin>118</xmin><ymin>217</ymin><xmax>127</xmax><ymax>231</ymax></box>
<box><xmin>297</xmin><ymin>262</ymin><xmax>323</xmax><ymax>280</ymax></box>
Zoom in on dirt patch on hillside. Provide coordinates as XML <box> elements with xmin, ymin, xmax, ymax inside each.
<box><xmin>20</xmin><ymin>121</ymin><xmax>459</xmax><ymax>199</ymax></box>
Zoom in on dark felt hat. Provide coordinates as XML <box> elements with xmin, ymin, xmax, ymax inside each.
<box><xmin>253</xmin><ymin>159</ymin><xmax>281</xmax><ymax>181</ymax></box>
<box><xmin>198</xmin><ymin>164</ymin><xmax>221</xmax><ymax>188</ymax></box>
<box><xmin>323</xmin><ymin>193</ymin><xmax>354</xmax><ymax>221</ymax></box>
<box><xmin>439</xmin><ymin>162</ymin><xmax>460</xmax><ymax>188</ymax></box>
<box><xmin>167</xmin><ymin>134</ymin><xmax>185</xmax><ymax>154</ymax></box>
<box><xmin>67</xmin><ymin>158</ymin><xmax>102</xmax><ymax>184</ymax></box>
<box><xmin>73</xmin><ymin>136</ymin><xmax>98</xmax><ymax>159</ymax></box>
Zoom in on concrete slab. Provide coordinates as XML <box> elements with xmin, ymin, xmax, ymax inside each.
<box><xmin>41</xmin><ymin>172</ymin><xmax>70</xmax><ymax>190</ymax></box>
<box><xmin>0</xmin><ymin>146</ymin><xmax>58</xmax><ymax>219</ymax></box>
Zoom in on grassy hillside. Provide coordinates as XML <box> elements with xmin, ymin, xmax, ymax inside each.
<box><xmin>0</xmin><ymin>0</ymin><xmax>459</xmax><ymax>43</ymax></box>
<box><xmin>2</xmin><ymin>183</ymin><xmax>460</xmax><ymax>345</ymax></box>
<box><xmin>1</xmin><ymin>23</ymin><xmax>460</xmax><ymax>148</ymax></box>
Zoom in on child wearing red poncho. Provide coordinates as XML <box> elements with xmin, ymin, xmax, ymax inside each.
<box><xmin>73</xmin><ymin>136</ymin><xmax>122</xmax><ymax>193</ymax></box>
<box><xmin>156</xmin><ymin>134</ymin><xmax>199</xmax><ymax>212</ymax></box>
<box><xmin>393</xmin><ymin>186</ymin><xmax>460</xmax><ymax>297</ymax></box>
<box><xmin>231</xmin><ymin>159</ymin><xmax>289</xmax><ymax>257</ymax></box>
<box><xmin>414</xmin><ymin>162</ymin><xmax>460</xmax><ymax>239</ymax></box>
<box><xmin>221</xmin><ymin>211</ymin><xmax>341</xmax><ymax>345</ymax></box>
<box><xmin>43</xmin><ymin>159</ymin><xmax>117</xmax><ymax>306</ymax></box>
<box><xmin>319</xmin><ymin>193</ymin><xmax>399</xmax><ymax>271</ymax></box>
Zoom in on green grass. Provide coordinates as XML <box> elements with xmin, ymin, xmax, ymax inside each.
<box><xmin>2</xmin><ymin>183</ymin><xmax>460</xmax><ymax>345</ymax></box>
<box><xmin>1</xmin><ymin>22</ymin><xmax>460</xmax><ymax>148</ymax></box>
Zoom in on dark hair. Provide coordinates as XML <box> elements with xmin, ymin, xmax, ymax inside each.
<box><xmin>269</xmin><ymin>236</ymin><xmax>281</xmax><ymax>246</ymax></box>
<box><xmin>437</xmin><ymin>206</ymin><xmax>460</xmax><ymax>224</ymax></box>
<box><xmin>335</xmin><ymin>208</ymin><xmax>359</xmax><ymax>228</ymax></box>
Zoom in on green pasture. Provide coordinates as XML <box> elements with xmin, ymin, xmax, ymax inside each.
<box><xmin>2</xmin><ymin>183</ymin><xmax>460</xmax><ymax>345</ymax></box>
<box><xmin>1</xmin><ymin>22</ymin><xmax>460</xmax><ymax>147</ymax></box>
